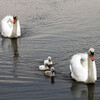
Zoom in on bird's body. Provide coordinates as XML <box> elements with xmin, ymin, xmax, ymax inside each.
<box><xmin>1</xmin><ymin>15</ymin><xmax>21</xmax><ymax>38</ymax></box>
<box><xmin>70</xmin><ymin>48</ymin><xmax>97</xmax><ymax>83</ymax></box>
<box><xmin>44</xmin><ymin>56</ymin><xmax>53</xmax><ymax>66</ymax></box>
<box><xmin>44</xmin><ymin>67</ymin><xmax>55</xmax><ymax>77</ymax></box>
<box><xmin>39</xmin><ymin>65</ymin><xmax>49</xmax><ymax>71</ymax></box>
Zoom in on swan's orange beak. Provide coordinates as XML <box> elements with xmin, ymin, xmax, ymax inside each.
<box><xmin>14</xmin><ymin>19</ymin><xmax>16</xmax><ymax>24</ymax></box>
<box><xmin>91</xmin><ymin>53</ymin><xmax>94</xmax><ymax>61</ymax></box>
<box><xmin>13</xmin><ymin>16</ymin><xmax>17</xmax><ymax>24</ymax></box>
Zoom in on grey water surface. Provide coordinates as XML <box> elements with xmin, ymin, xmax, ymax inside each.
<box><xmin>0</xmin><ymin>0</ymin><xmax>100</xmax><ymax>100</ymax></box>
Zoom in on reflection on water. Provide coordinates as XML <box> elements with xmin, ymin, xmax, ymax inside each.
<box><xmin>10</xmin><ymin>39</ymin><xmax>19</xmax><ymax>58</ymax></box>
<box><xmin>71</xmin><ymin>81</ymin><xmax>95</xmax><ymax>100</ymax></box>
<box><xmin>1</xmin><ymin>38</ymin><xmax>19</xmax><ymax>78</ymax></box>
<box><xmin>1</xmin><ymin>38</ymin><xmax>19</xmax><ymax>57</ymax></box>
<box><xmin>88</xmin><ymin>84</ymin><xmax>95</xmax><ymax>100</ymax></box>
<box><xmin>51</xmin><ymin>77</ymin><xmax>55</xmax><ymax>84</ymax></box>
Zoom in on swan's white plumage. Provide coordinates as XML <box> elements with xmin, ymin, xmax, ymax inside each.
<box><xmin>39</xmin><ymin>65</ymin><xmax>49</xmax><ymax>71</ymax></box>
<box><xmin>1</xmin><ymin>15</ymin><xmax>21</xmax><ymax>38</ymax></box>
<box><xmin>92</xmin><ymin>61</ymin><xmax>97</xmax><ymax>81</ymax></box>
<box><xmin>70</xmin><ymin>53</ymin><xmax>88</xmax><ymax>82</ymax></box>
<box><xmin>44</xmin><ymin>56</ymin><xmax>53</xmax><ymax>66</ymax></box>
<box><xmin>70</xmin><ymin>48</ymin><xmax>97</xmax><ymax>83</ymax></box>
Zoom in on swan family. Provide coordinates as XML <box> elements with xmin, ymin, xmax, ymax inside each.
<box><xmin>0</xmin><ymin>15</ymin><xmax>97</xmax><ymax>83</ymax></box>
<box><xmin>39</xmin><ymin>49</ymin><xmax>97</xmax><ymax>83</ymax></box>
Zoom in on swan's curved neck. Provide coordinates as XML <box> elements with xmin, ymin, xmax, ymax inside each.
<box><xmin>87</xmin><ymin>56</ymin><xmax>95</xmax><ymax>83</ymax></box>
<box><xmin>11</xmin><ymin>22</ymin><xmax>17</xmax><ymax>38</ymax></box>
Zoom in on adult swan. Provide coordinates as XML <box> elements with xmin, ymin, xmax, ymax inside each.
<box><xmin>70</xmin><ymin>48</ymin><xmax>97</xmax><ymax>83</ymax></box>
<box><xmin>1</xmin><ymin>14</ymin><xmax>21</xmax><ymax>38</ymax></box>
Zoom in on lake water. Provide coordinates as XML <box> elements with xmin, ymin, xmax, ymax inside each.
<box><xmin>0</xmin><ymin>0</ymin><xmax>100</xmax><ymax>100</ymax></box>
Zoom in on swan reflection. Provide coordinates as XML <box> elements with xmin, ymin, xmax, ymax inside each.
<box><xmin>1</xmin><ymin>38</ymin><xmax>20</xmax><ymax>78</ymax></box>
<box><xmin>51</xmin><ymin>77</ymin><xmax>55</xmax><ymax>84</ymax></box>
<box><xmin>2</xmin><ymin>38</ymin><xmax>19</xmax><ymax>57</ymax></box>
<box><xmin>71</xmin><ymin>81</ymin><xmax>95</xmax><ymax>100</ymax></box>
<box><xmin>11</xmin><ymin>39</ymin><xmax>19</xmax><ymax>58</ymax></box>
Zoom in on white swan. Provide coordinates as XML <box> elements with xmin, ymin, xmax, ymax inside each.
<box><xmin>44</xmin><ymin>67</ymin><xmax>55</xmax><ymax>77</ymax></box>
<box><xmin>1</xmin><ymin>14</ymin><xmax>21</xmax><ymax>38</ymax></box>
<box><xmin>44</xmin><ymin>56</ymin><xmax>53</xmax><ymax>66</ymax></box>
<box><xmin>70</xmin><ymin>48</ymin><xmax>97</xmax><ymax>83</ymax></box>
<box><xmin>39</xmin><ymin>64</ymin><xmax>49</xmax><ymax>71</ymax></box>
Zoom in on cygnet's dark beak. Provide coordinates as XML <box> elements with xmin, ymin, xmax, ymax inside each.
<box><xmin>52</xmin><ymin>69</ymin><xmax>56</xmax><ymax>73</ymax></box>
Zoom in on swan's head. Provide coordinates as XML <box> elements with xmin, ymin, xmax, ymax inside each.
<box><xmin>50</xmin><ymin>67</ymin><xmax>55</xmax><ymax>73</ymax></box>
<box><xmin>48</xmin><ymin>56</ymin><xmax>52</xmax><ymax>61</ymax></box>
<box><xmin>13</xmin><ymin>14</ymin><xmax>17</xmax><ymax>24</ymax></box>
<box><xmin>88</xmin><ymin>48</ymin><xmax>95</xmax><ymax>61</ymax></box>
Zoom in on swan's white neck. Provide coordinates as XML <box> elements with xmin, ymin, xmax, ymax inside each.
<box><xmin>87</xmin><ymin>55</ymin><xmax>95</xmax><ymax>83</ymax></box>
<box><xmin>11</xmin><ymin>22</ymin><xmax>17</xmax><ymax>38</ymax></box>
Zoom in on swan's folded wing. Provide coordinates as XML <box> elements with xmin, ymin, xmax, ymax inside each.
<box><xmin>1</xmin><ymin>16</ymin><xmax>13</xmax><ymax>37</ymax></box>
<box><xmin>70</xmin><ymin>53</ymin><xmax>88</xmax><ymax>82</ymax></box>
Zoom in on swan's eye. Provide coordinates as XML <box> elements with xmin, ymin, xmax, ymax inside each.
<box><xmin>13</xmin><ymin>17</ymin><xmax>16</xmax><ymax>19</ymax></box>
